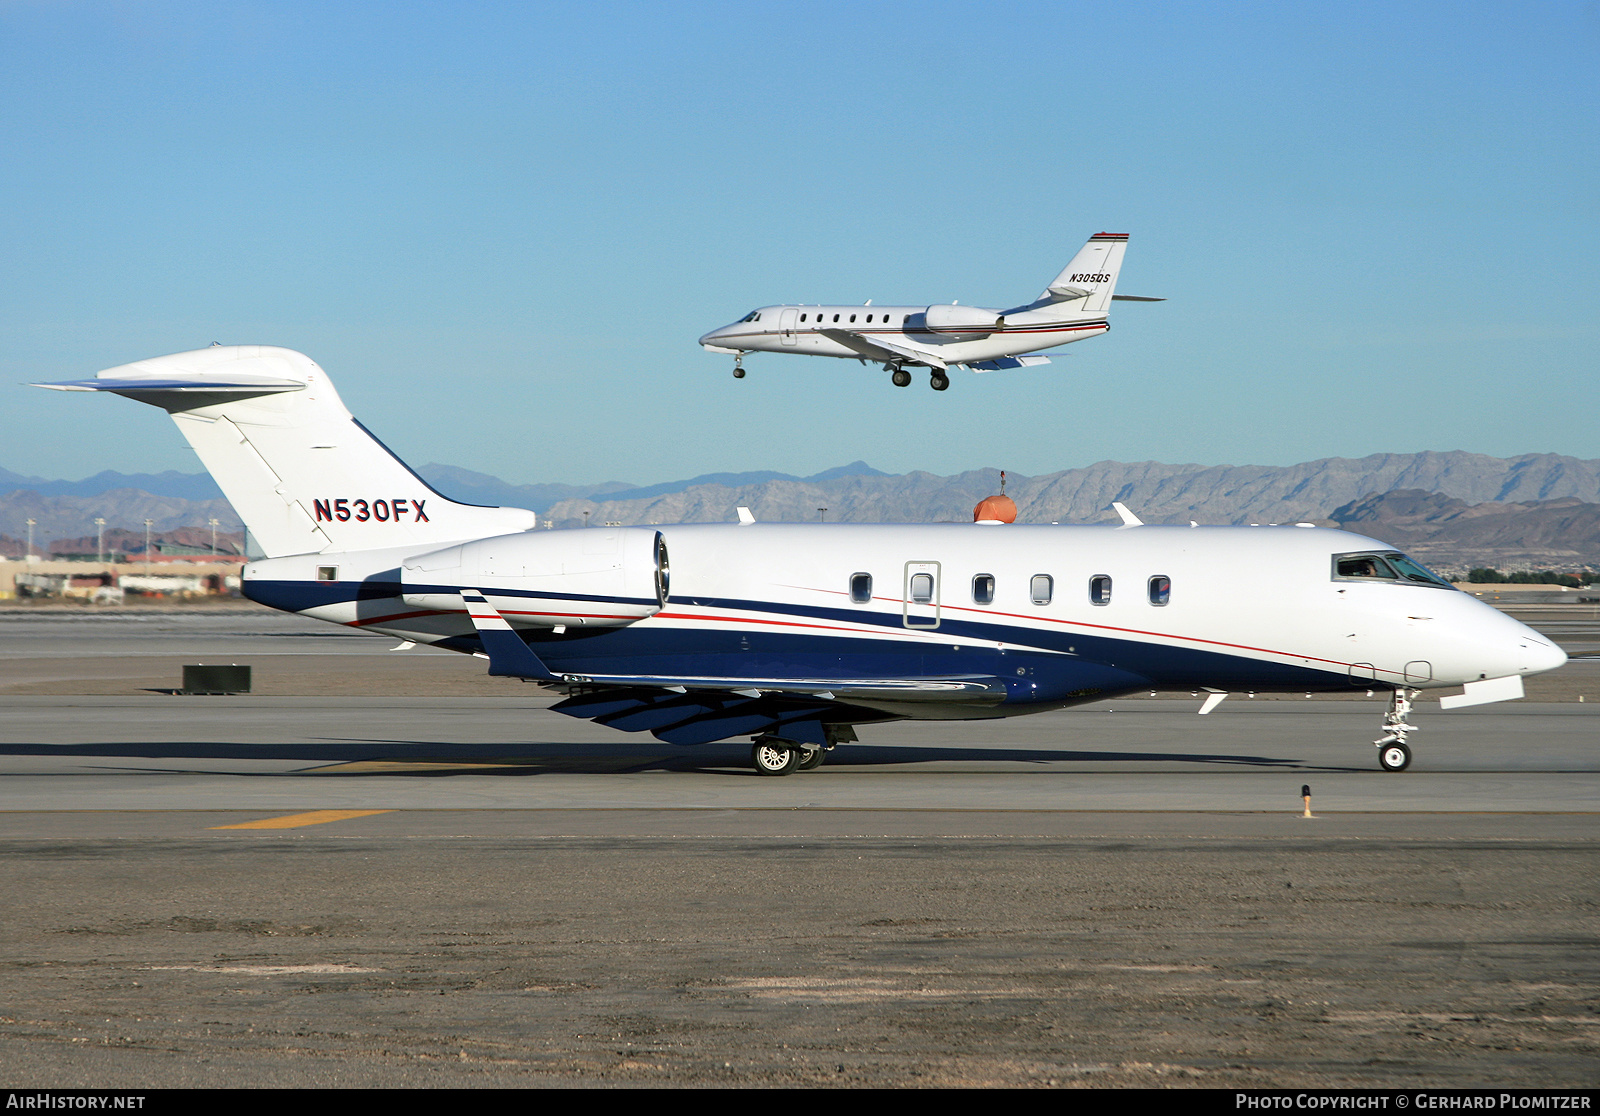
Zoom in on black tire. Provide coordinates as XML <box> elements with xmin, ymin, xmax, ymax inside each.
<box><xmin>796</xmin><ymin>746</ymin><xmax>825</xmax><ymax>771</ymax></box>
<box><xmin>930</xmin><ymin>375</ymin><xmax>949</xmax><ymax>391</ymax></box>
<box><xmin>732</xmin><ymin>367</ymin><xmax>745</xmax><ymax>379</ymax></box>
<box><xmin>752</xmin><ymin>740</ymin><xmax>798</xmax><ymax>776</ymax></box>
<box><xmin>891</xmin><ymin>370</ymin><xmax>912</xmax><ymax>387</ymax></box>
<box><xmin>1378</xmin><ymin>741</ymin><xmax>1412</xmax><ymax>772</ymax></box>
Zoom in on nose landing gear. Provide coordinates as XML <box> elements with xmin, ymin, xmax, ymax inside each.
<box><xmin>732</xmin><ymin>355</ymin><xmax>746</xmax><ymax>379</ymax></box>
<box><xmin>1374</xmin><ymin>688</ymin><xmax>1418</xmax><ymax>771</ymax></box>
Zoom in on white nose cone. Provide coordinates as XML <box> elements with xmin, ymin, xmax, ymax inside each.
<box><xmin>1521</xmin><ymin>637</ymin><xmax>1568</xmax><ymax>675</ymax></box>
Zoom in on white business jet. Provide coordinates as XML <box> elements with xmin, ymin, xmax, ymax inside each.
<box><xmin>698</xmin><ymin>232</ymin><xmax>1162</xmax><ymax>390</ymax></box>
<box><xmin>38</xmin><ymin>346</ymin><xmax>1564</xmax><ymax>775</ymax></box>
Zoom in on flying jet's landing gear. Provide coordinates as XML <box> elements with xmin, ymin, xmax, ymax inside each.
<box><xmin>929</xmin><ymin>371</ymin><xmax>950</xmax><ymax>391</ymax></box>
<box><xmin>751</xmin><ymin>736</ymin><xmax>826</xmax><ymax>775</ymax></box>
<box><xmin>889</xmin><ymin>365</ymin><xmax>911</xmax><ymax>388</ymax></box>
<box><xmin>1374</xmin><ymin>688</ymin><xmax>1418</xmax><ymax>771</ymax></box>
<box><xmin>732</xmin><ymin>356</ymin><xmax>746</xmax><ymax>379</ymax></box>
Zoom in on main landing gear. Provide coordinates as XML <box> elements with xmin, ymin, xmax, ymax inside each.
<box><xmin>750</xmin><ymin>735</ymin><xmax>826</xmax><ymax>776</ymax></box>
<box><xmin>1374</xmin><ymin>688</ymin><xmax>1418</xmax><ymax>771</ymax></box>
<box><xmin>885</xmin><ymin>363</ymin><xmax>949</xmax><ymax>390</ymax></box>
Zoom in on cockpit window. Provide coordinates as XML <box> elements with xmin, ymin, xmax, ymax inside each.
<box><xmin>1336</xmin><ymin>554</ymin><xmax>1398</xmax><ymax>579</ymax></box>
<box><xmin>1333</xmin><ymin>551</ymin><xmax>1453</xmax><ymax>588</ymax></box>
<box><xmin>740</xmin><ymin>310</ymin><xmax>760</xmax><ymax>323</ymax></box>
<box><xmin>1382</xmin><ymin>552</ymin><xmax>1453</xmax><ymax>587</ymax></box>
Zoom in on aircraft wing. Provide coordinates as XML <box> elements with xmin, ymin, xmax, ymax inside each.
<box><xmin>818</xmin><ymin>328</ymin><xmax>948</xmax><ymax>370</ymax></box>
<box><xmin>549</xmin><ymin>676</ymin><xmax>1005</xmax><ymax>746</ymax></box>
<box><xmin>460</xmin><ymin>590</ymin><xmax>1004</xmax><ymax>746</ymax></box>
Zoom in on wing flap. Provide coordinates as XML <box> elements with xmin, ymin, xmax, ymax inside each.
<box><xmin>967</xmin><ymin>354</ymin><xmax>1053</xmax><ymax>372</ymax></box>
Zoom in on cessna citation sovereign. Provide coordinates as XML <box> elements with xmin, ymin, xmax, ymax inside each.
<box><xmin>40</xmin><ymin>345</ymin><xmax>1565</xmax><ymax>775</ymax></box>
<box><xmin>698</xmin><ymin>232</ymin><xmax>1162</xmax><ymax>389</ymax></box>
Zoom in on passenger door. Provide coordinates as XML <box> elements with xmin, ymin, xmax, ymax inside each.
<box><xmin>902</xmin><ymin>561</ymin><xmax>941</xmax><ymax>629</ymax></box>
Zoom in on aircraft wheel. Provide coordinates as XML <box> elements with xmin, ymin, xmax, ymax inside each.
<box><xmin>930</xmin><ymin>374</ymin><xmax>950</xmax><ymax>391</ymax></box>
<box><xmin>1377</xmin><ymin>741</ymin><xmax>1412</xmax><ymax>772</ymax></box>
<box><xmin>752</xmin><ymin>740</ymin><xmax>799</xmax><ymax>776</ymax></box>
<box><xmin>796</xmin><ymin>745</ymin><xmax>825</xmax><ymax>771</ymax></box>
<box><xmin>891</xmin><ymin>369</ymin><xmax>912</xmax><ymax>387</ymax></box>
<box><xmin>732</xmin><ymin>366</ymin><xmax>745</xmax><ymax>379</ymax></box>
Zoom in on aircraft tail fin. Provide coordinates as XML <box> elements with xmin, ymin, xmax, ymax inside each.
<box><xmin>1040</xmin><ymin>232</ymin><xmax>1128</xmax><ymax>313</ymax></box>
<box><xmin>35</xmin><ymin>346</ymin><xmax>537</xmax><ymax>558</ymax></box>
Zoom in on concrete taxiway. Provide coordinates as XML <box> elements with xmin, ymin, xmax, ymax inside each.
<box><xmin>0</xmin><ymin>604</ymin><xmax>1595</xmax><ymax>1087</ymax></box>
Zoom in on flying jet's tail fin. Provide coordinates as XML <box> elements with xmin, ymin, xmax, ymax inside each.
<box><xmin>1040</xmin><ymin>232</ymin><xmax>1128</xmax><ymax>313</ymax></box>
<box><xmin>35</xmin><ymin>346</ymin><xmax>537</xmax><ymax>558</ymax></box>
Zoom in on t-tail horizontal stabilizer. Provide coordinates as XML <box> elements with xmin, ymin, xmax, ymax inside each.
<box><xmin>460</xmin><ymin>591</ymin><xmax>557</xmax><ymax>681</ymax></box>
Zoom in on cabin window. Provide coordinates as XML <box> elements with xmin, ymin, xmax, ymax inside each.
<box><xmin>1148</xmin><ymin>575</ymin><xmax>1171</xmax><ymax>606</ymax></box>
<box><xmin>850</xmin><ymin>572</ymin><xmax>872</xmax><ymax>603</ymax></box>
<box><xmin>832</xmin><ymin>313</ymin><xmax>839</xmax><ymax>322</ymax></box>
<box><xmin>1089</xmin><ymin>575</ymin><xmax>1112</xmax><ymax>605</ymax></box>
<box><xmin>866</xmin><ymin>314</ymin><xmax>874</xmax><ymax>323</ymax></box>
<box><xmin>902</xmin><ymin>314</ymin><xmax>911</xmax><ymax>324</ymax></box>
<box><xmin>909</xmin><ymin>572</ymin><xmax>934</xmax><ymax>604</ymax></box>
<box><xmin>317</xmin><ymin>566</ymin><xmax>338</xmax><ymax>582</ymax></box>
<box><xmin>1030</xmin><ymin>574</ymin><xmax>1053</xmax><ymax>605</ymax></box>
<box><xmin>972</xmin><ymin>574</ymin><xmax>995</xmax><ymax>605</ymax></box>
<box><xmin>850</xmin><ymin>314</ymin><xmax>857</xmax><ymax>322</ymax></box>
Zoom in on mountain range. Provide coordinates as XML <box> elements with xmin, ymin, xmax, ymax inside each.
<box><xmin>4</xmin><ymin>452</ymin><xmax>1599</xmax><ymax>569</ymax></box>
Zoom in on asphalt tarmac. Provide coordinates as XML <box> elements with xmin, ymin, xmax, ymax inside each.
<box><xmin>0</xmin><ymin>603</ymin><xmax>1595</xmax><ymax>1087</ymax></box>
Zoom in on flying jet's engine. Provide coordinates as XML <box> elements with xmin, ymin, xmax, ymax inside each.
<box><xmin>922</xmin><ymin>304</ymin><xmax>1003</xmax><ymax>335</ymax></box>
<box><xmin>400</xmin><ymin>527</ymin><xmax>668</xmax><ymax>628</ymax></box>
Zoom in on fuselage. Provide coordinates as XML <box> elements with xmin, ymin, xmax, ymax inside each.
<box><xmin>242</xmin><ymin>522</ymin><xmax>1565</xmax><ymax>719</ymax></box>
<box><xmin>698</xmin><ymin>302</ymin><xmax>1108</xmax><ymax>366</ymax></box>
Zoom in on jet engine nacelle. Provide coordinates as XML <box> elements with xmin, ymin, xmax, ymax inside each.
<box><xmin>401</xmin><ymin>527</ymin><xmax>667</xmax><ymax>628</ymax></box>
<box><xmin>922</xmin><ymin>304</ymin><xmax>1003</xmax><ymax>335</ymax></box>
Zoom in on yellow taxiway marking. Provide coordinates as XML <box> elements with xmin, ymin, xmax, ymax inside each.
<box><xmin>209</xmin><ymin>809</ymin><xmax>394</xmax><ymax>830</ymax></box>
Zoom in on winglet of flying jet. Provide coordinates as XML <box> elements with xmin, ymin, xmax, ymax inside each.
<box><xmin>699</xmin><ymin>233</ymin><xmax>1163</xmax><ymax>390</ymax></box>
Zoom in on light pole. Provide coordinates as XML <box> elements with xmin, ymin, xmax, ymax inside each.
<box><xmin>209</xmin><ymin>518</ymin><xmax>219</xmax><ymax>558</ymax></box>
<box><xmin>25</xmin><ymin>518</ymin><xmax>35</xmax><ymax>564</ymax></box>
<box><xmin>818</xmin><ymin>507</ymin><xmax>828</xmax><ymax>523</ymax></box>
<box><xmin>143</xmin><ymin>519</ymin><xmax>153</xmax><ymax>574</ymax></box>
<box><xmin>94</xmin><ymin>519</ymin><xmax>106</xmax><ymax>567</ymax></box>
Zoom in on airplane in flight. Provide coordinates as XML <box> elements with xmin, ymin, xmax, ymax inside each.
<box><xmin>698</xmin><ymin>232</ymin><xmax>1163</xmax><ymax>390</ymax></box>
<box><xmin>38</xmin><ymin>345</ymin><xmax>1564</xmax><ymax>775</ymax></box>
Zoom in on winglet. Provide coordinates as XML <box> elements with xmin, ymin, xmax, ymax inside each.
<box><xmin>460</xmin><ymin>590</ymin><xmax>557</xmax><ymax>680</ymax></box>
<box><xmin>1111</xmin><ymin>502</ymin><xmax>1144</xmax><ymax>527</ymax></box>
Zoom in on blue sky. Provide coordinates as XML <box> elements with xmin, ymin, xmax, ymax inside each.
<box><xmin>2</xmin><ymin>1</ymin><xmax>1596</xmax><ymax>486</ymax></box>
